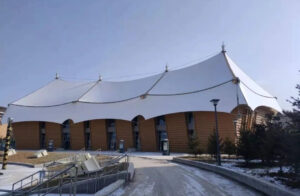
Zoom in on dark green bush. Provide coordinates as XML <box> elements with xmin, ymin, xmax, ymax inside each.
<box><xmin>236</xmin><ymin>129</ymin><xmax>258</xmax><ymax>165</ymax></box>
<box><xmin>188</xmin><ymin>135</ymin><xmax>202</xmax><ymax>157</ymax></box>
<box><xmin>207</xmin><ymin>131</ymin><xmax>223</xmax><ymax>159</ymax></box>
<box><xmin>223</xmin><ymin>137</ymin><xmax>236</xmax><ymax>158</ymax></box>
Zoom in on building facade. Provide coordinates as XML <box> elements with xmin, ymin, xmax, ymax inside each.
<box><xmin>11</xmin><ymin>106</ymin><xmax>272</xmax><ymax>152</ymax></box>
<box><xmin>3</xmin><ymin>50</ymin><xmax>281</xmax><ymax>152</ymax></box>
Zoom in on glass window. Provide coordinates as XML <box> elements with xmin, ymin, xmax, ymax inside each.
<box><xmin>84</xmin><ymin>121</ymin><xmax>91</xmax><ymax>150</ymax></box>
<box><xmin>62</xmin><ymin>120</ymin><xmax>71</xmax><ymax>150</ymax></box>
<box><xmin>106</xmin><ymin>119</ymin><xmax>116</xmax><ymax>150</ymax></box>
<box><xmin>39</xmin><ymin>122</ymin><xmax>46</xmax><ymax>149</ymax></box>
<box><xmin>185</xmin><ymin>112</ymin><xmax>195</xmax><ymax>138</ymax></box>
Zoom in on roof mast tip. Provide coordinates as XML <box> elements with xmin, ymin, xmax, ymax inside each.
<box><xmin>165</xmin><ymin>63</ymin><xmax>169</xmax><ymax>72</ymax></box>
<box><xmin>222</xmin><ymin>42</ymin><xmax>226</xmax><ymax>53</ymax></box>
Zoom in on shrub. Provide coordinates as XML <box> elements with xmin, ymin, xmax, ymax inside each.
<box><xmin>260</xmin><ymin>116</ymin><xmax>288</xmax><ymax>168</ymax></box>
<box><xmin>207</xmin><ymin>131</ymin><xmax>223</xmax><ymax>159</ymax></box>
<box><xmin>236</xmin><ymin>129</ymin><xmax>258</xmax><ymax>165</ymax></box>
<box><xmin>223</xmin><ymin>138</ymin><xmax>236</xmax><ymax>158</ymax></box>
<box><xmin>188</xmin><ymin>135</ymin><xmax>202</xmax><ymax>157</ymax></box>
<box><xmin>284</xmin><ymin>83</ymin><xmax>300</xmax><ymax>177</ymax></box>
<box><xmin>286</xmin><ymin>132</ymin><xmax>300</xmax><ymax>177</ymax></box>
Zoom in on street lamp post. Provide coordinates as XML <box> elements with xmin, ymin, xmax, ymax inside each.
<box><xmin>210</xmin><ymin>99</ymin><xmax>221</xmax><ymax>166</ymax></box>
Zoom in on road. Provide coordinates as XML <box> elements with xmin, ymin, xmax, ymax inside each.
<box><xmin>113</xmin><ymin>157</ymin><xmax>263</xmax><ymax>196</ymax></box>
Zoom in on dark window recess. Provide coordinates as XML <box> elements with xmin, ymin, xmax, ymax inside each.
<box><xmin>155</xmin><ymin>116</ymin><xmax>168</xmax><ymax>151</ymax></box>
<box><xmin>39</xmin><ymin>122</ymin><xmax>46</xmax><ymax>148</ymax></box>
<box><xmin>62</xmin><ymin>120</ymin><xmax>71</xmax><ymax>150</ymax></box>
<box><xmin>185</xmin><ymin>112</ymin><xmax>195</xmax><ymax>138</ymax></box>
<box><xmin>84</xmin><ymin>121</ymin><xmax>91</xmax><ymax>150</ymax></box>
<box><xmin>132</xmin><ymin>117</ymin><xmax>140</xmax><ymax>150</ymax></box>
<box><xmin>106</xmin><ymin>119</ymin><xmax>116</xmax><ymax>150</ymax></box>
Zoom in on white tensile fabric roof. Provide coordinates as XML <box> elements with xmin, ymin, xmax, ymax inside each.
<box><xmin>2</xmin><ymin>52</ymin><xmax>282</xmax><ymax>124</ymax></box>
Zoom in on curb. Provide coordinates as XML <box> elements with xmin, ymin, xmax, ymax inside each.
<box><xmin>95</xmin><ymin>179</ymin><xmax>125</xmax><ymax>196</ymax></box>
<box><xmin>1</xmin><ymin>162</ymin><xmax>35</xmax><ymax>168</ymax></box>
<box><xmin>173</xmin><ymin>157</ymin><xmax>298</xmax><ymax>196</ymax></box>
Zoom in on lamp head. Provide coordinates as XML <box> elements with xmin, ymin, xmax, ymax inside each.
<box><xmin>210</xmin><ymin>99</ymin><xmax>220</xmax><ymax>106</ymax></box>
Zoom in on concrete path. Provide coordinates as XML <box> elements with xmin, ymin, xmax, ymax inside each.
<box><xmin>115</xmin><ymin>157</ymin><xmax>263</xmax><ymax>196</ymax></box>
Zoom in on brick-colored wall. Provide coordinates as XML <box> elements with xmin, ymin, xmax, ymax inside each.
<box><xmin>116</xmin><ymin>120</ymin><xmax>133</xmax><ymax>150</ymax></box>
<box><xmin>45</xmin><ymin>122</ymin><xmax>62</xmax><ymax>149</ymax></box>
<box><xmin>13</xmin><ymin>122</ymin><xmax>40</xmax><ymax>149</ymax></box>
<box><xmin>70</xmin><ymin>122</ymin><xmax>85</xmax><ymax>150</ymax></box>
<box><xmin>90</xmin><ymin>120</ymin><xmax>107</xmax><ymax>150</ymax></box>
<box><xmin>0</xmin><ymin>124</ymin><xmax>7</xmax><ymax>139</ymax></box>
<box><xmin>165</xmin><ymin>113</ymin><xmax>189</xmax><ymax>152</ymax></box>
<box><xmin>194</xmin><ymin>112</ymin><xmax>235</xmax><ymax>151</ymax></box>
<box><xmin>139</xmin><ymin>117</ymin><xmax>157</xmax><ymax>151</ymax></box>
<box><xmin>10</xmin><ymin>111</ymin><xmax>238</xmax><ymax>152</ymax></box>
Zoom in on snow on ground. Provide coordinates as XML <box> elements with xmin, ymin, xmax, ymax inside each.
<box><xmin>182</xmin><ymin>173</ymin><xmax>207</xmax><ymax>195</ymax></box>
<box><xmin>0</xmin><ymin>164</ymin><xmax>41</xmax><ymax>194</ymax></box>
<box><xmin>127</xmin><ymin>152</ymin><xmax>188</xmax><ymax>160</ymax></box>
<box><xmin>110</xmin><ymin>187</ymin><xmax>126</xmax><ymax>196</ymax></box>
<box><xmin>219</xmin><ymin>160</ymin><xmax>300</xmax><ymax>195</ymax></box>
<box><xmin>89</xmin><ymin>151</ymin><xmax>188</xmax><ymax>160</ymax></box>
<box><xmin>176</xmin><ymin>163</ymin><xmax>260</xmax><ymax>196</ymax></box>
<box><xmin>119</xmin><ymin>156</ymin><xmax>262</xmax><ymax>196</ymax></box>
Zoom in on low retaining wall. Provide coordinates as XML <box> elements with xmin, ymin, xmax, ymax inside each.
<box><xmin>173</xmin><ymin>158</ymin><xmax>297</xmax><ymax>196</ymax></box>
<box><xmin>5</xmin><ymin>162</ymin><xmax>35</xmax><ymax>168</ymax></box>
<box><xmin>95</xmin><ymin>179</ymin><xmax>125</xmax><ymax>196</ymax></box>
<box><xmin>60</xmin><ymin>170</ymin><xmax>129</xmax><ymax>194</ymax></box>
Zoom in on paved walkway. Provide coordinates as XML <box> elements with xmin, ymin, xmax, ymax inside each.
<box><xmin>114</xmin><ymin>157</ymin><xmax>262</xmax><ymax>196</ymax></box>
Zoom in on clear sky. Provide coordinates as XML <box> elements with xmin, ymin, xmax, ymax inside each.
<box><xmin>0</xmin><ymin>0</ymin><xmax>299</xmax><ymax>110</ymax></box>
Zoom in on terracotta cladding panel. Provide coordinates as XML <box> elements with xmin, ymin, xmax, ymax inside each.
<box><xmin>116</xmin><ymin>120</ymin><xmax>133</xmax><ymax>150</ymax></box>
<box><xmin>217</xmin><ymin>113</ymin><xmax>236</xmax><ymax>142</ymax></box>
<box><xmin>45</xmin><ymin>122</ymin><xmax>62</xmax><ymax>149</ymax></box>
<box><xmin>70</xmin><ymin>122</ymin><xmax>84</xmax><ymax>150</ymax></box>
<box><xmin>0</xmin><ymin>124</ymin><xmax>7</xmax><ymax>139</ymax></box>
<box><xmin>165</xmin><ymin>113</ymin><xmax>189</xmax><ymax>152</ymax></box>
<box><xmin>13</xmin><ymin>122</ymin><xmax>40</xmax><ymax>149</ymax></box>
<box><xmin>194</xmin><ymin>112</ymin><xmax>235</xmax><ymax>150</ymax></box>
<box><xmin>139</xmin><ymin>118</ymin><xmax>157</xmax><ymax>151</ymax></box>
<box><xmin>90</xmin><ymin>120</ymin><xmax>107</xmax><ymax>150</ymax></box>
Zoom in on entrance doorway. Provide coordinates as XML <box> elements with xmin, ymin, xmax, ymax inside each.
<box><xmin>84</xmin><ymin>121</ymin><xmax>91</xmax><ymax>150</ymax></box>
<box><xmin>132</xmin><ymin>117</ymin><xmax>140</xmax><ymax>151</ymax></box>
<box><xmin>155</xmin><ymin>116</ymin><xmax>168</xmax><ymax>151</ymax></box>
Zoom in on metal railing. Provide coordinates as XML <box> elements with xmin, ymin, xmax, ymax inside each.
<box><xmin>12</xmin><ymin>169</ymin><xmax>59</xmax><ymax>192</ymax></box>
<box><xmin>12</xmin><ymin>164</ymin><xmax>77</xmax><ymax>196</ymax></box>
<box><xmin>10</xmin><ymin>153</ymin><xmax>129</xmax><ymax>195</ymax></box>
<box><xmin>98</xmin><ymin>153</ymin><xmax>129</xmax><ymax>167</ymax></box>
<box><xmin>43</xmin><ymin>148</ymin><xmax>87</xmax><ymax>169</ymax></box>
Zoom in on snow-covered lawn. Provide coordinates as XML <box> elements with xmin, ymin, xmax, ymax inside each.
<box><xmin>208</xmin><ymin>159</ymin><xmax>300</xmax><ymax>195</ymax></box>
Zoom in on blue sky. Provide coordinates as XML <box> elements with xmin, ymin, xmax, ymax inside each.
<box><xmin>0</xmin><ymin>0</ymin><xmax>299</xmax><ymax>110</ymax></box>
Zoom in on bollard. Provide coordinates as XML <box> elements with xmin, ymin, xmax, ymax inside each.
<box><xmin>2</xmin><ymin>118</ymin><xmax>13</xmax><ymax>170</ymax></box>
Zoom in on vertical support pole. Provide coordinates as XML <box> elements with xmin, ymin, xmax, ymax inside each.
<box><xmin>59</xmin><ymin>176</ymin><xmax>62</xmax><ymax>196</ymax></box>
<box><xmin>214</xmin><ymin>106</ymin><xmax>221</xmax><ymax>166</ymax></box>
<box><xmin>2</xmin><ymin>118</ymin><xmax>13</xmax><ymax>170</ymax></box>
<box><xmin>73</xmin><ymin>166</ymin><xmax>77</xmax><ymax>196</ymax></box>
